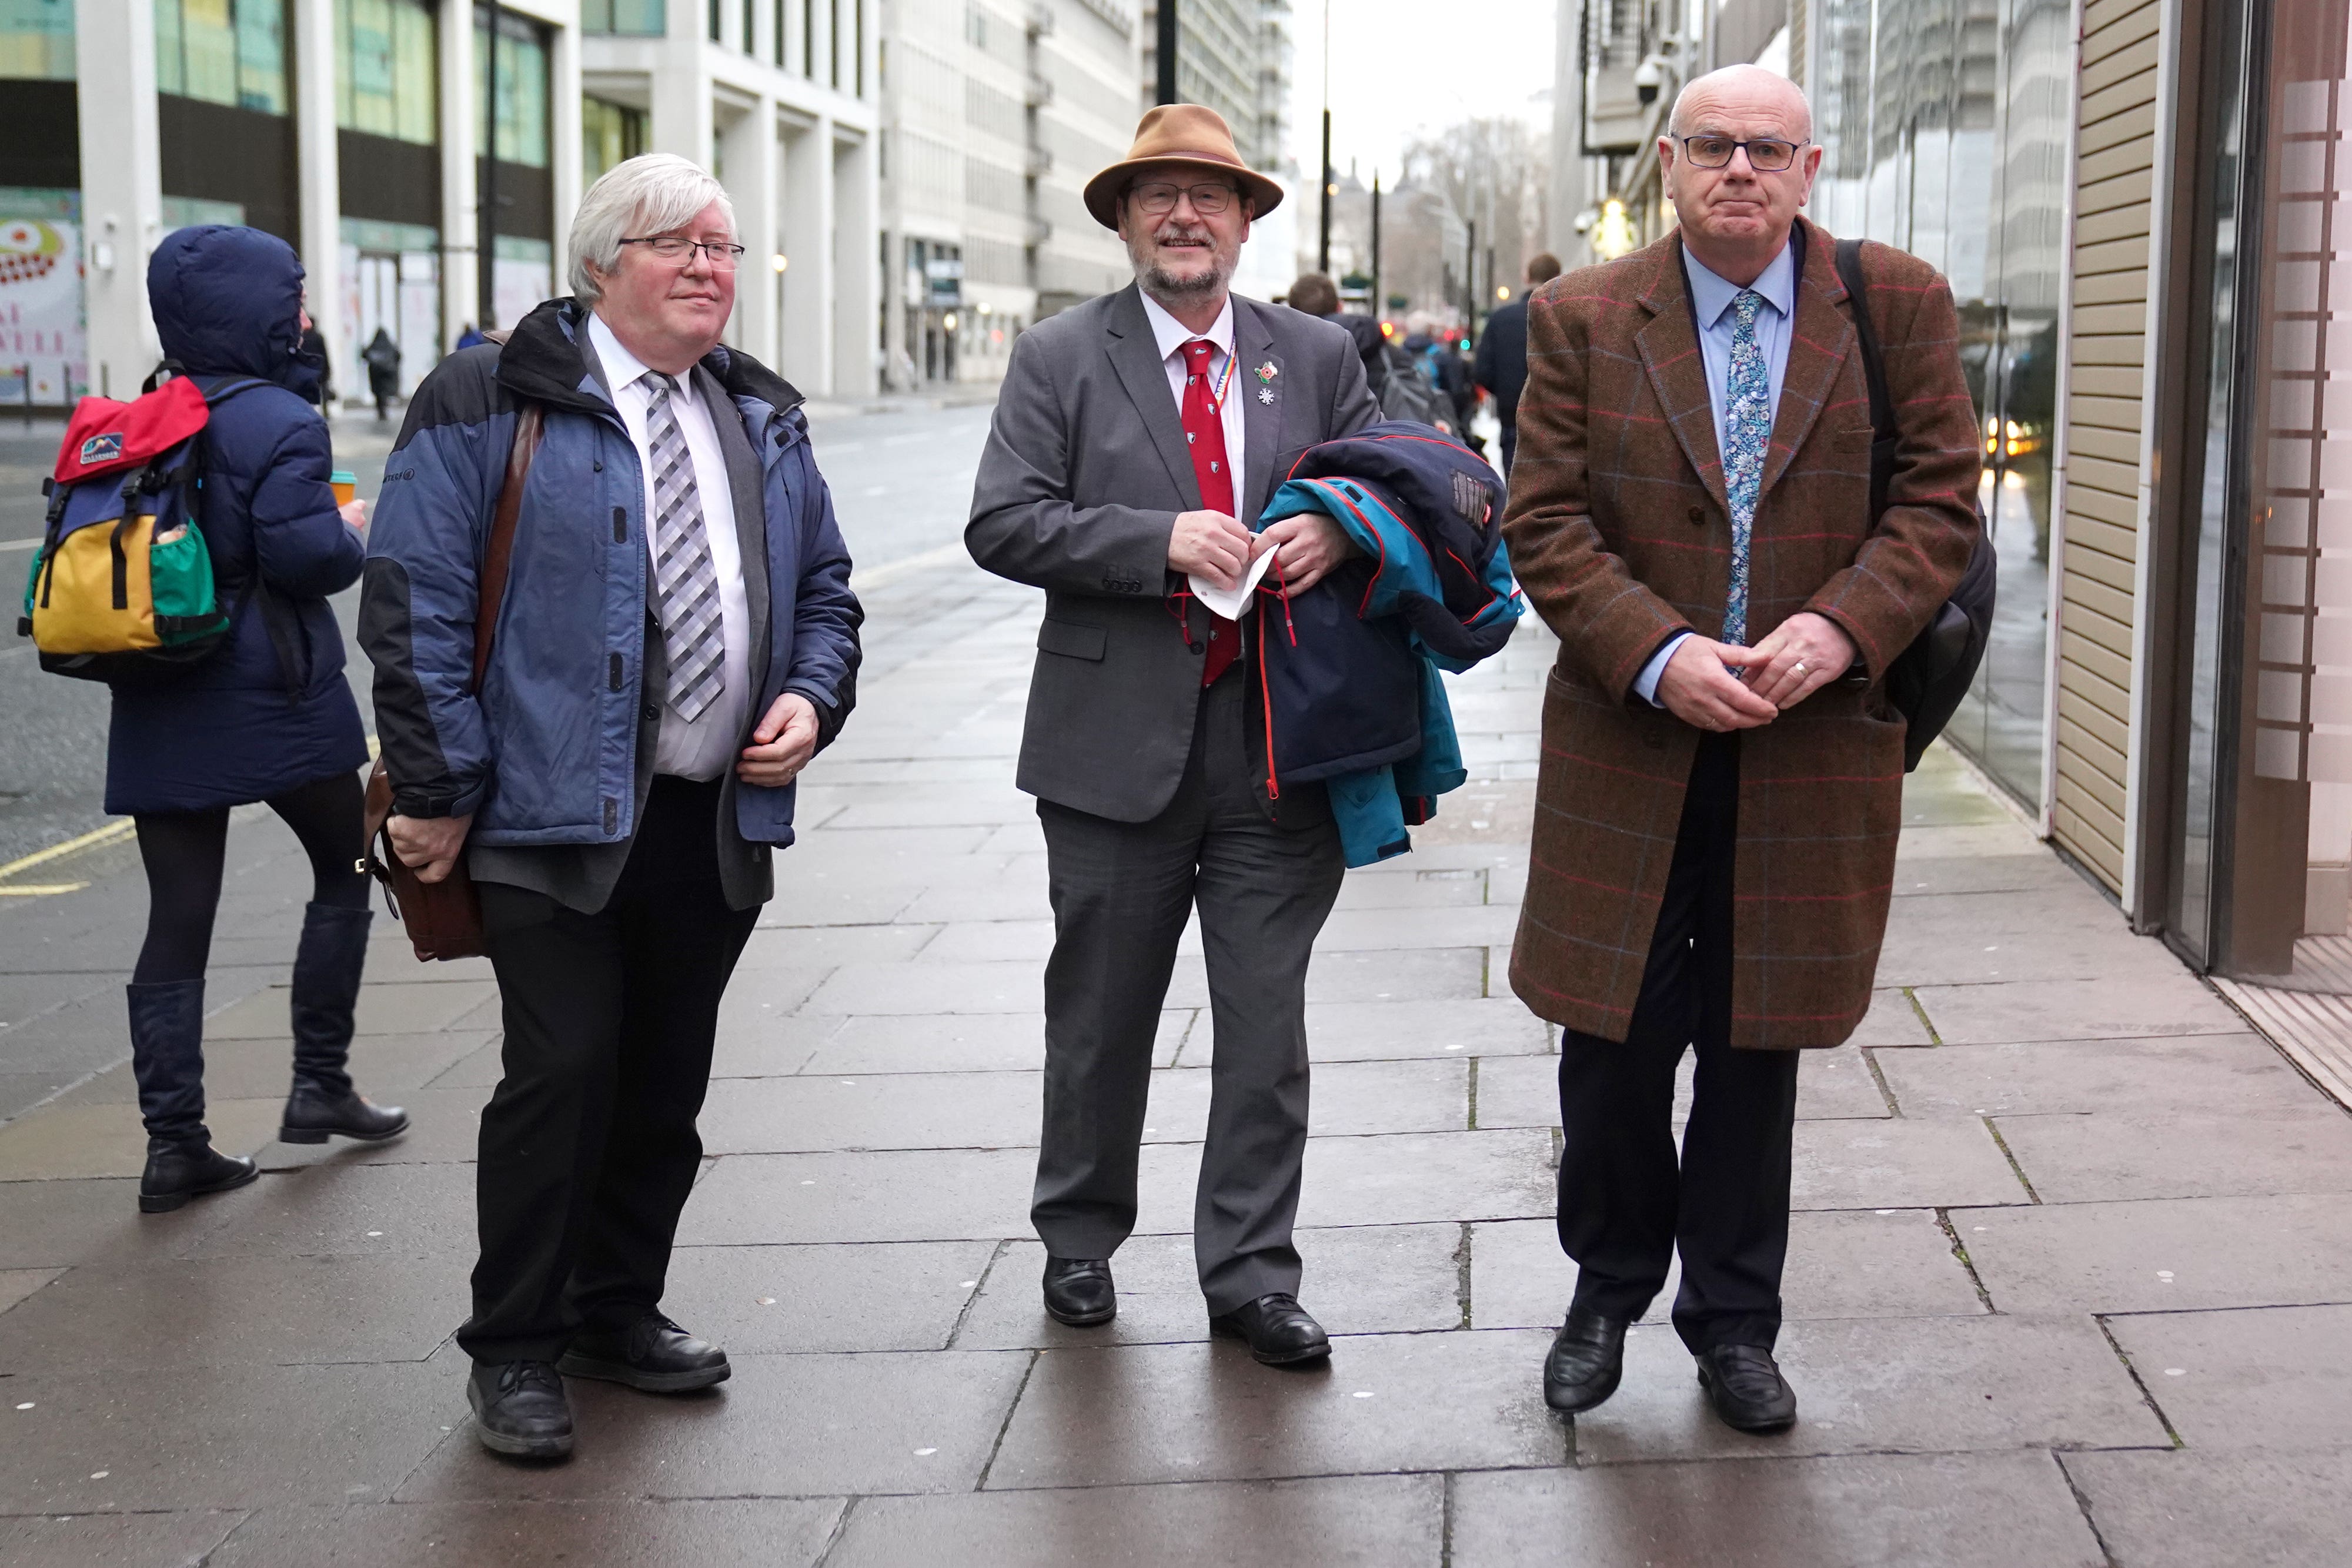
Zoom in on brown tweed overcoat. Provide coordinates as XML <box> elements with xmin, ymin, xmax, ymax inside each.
<box><xmin>1502</xmin><ymin>218</ymin><xmax>1982</xmax><ymax>1049</ymax></box>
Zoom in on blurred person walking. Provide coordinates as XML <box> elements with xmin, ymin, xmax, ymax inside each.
<box><xmin>1287</xmin><ymin>271</ymin><xmax>1388</xmax><ymax>393</ymax></box>
<box><xmin>1472</xmin><ymin>252</ymin><xmax>1562</xmax><ymax>474</ymax></box>
<box><xmin>969</xmin><ymin>107</ymin><xmax>1379</xmax><ymax>1366</ymax></box>
<box><xmin>113</xmin><ymin>226</ymin><xmax>400</xmax><ymax>1214</ymax></box>
<box><xmin>362</xmin><ymin>327</ymin><xmax>401</xmax><ymax>421</ymax></box>
<box><xmin>363</xmin><ymin>153</ymin><xmax>862</xmax><ymax>1461</ymax></box>
<box><xmin>1504</xmin><ymin>66</ymin><xmax>1980</xmax><ymax>1433</ymax></box>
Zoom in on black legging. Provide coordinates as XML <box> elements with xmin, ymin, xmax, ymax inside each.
<box><xmin>132</xmin><ymin>771</ymin><xmax>372</xmax><ymax>985</ymax></box>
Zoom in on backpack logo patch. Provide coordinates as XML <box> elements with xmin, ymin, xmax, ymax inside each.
<box><xmin>1450</xmin><ymin>470</ymin><xmax>1489</xmax><ymax>526</ymax></box>
<box><xmin>79</xmin><ymin>432</ymin><xmax>123</xmax><ymax>466</ymax></box>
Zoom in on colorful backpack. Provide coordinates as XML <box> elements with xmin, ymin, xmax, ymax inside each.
<box><xmin>21</xmin><ymin>373</ymin><xmax>263</xmax><ymax>683</ymax></box>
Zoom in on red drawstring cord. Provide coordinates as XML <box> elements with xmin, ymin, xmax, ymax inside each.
<box><xmin>1255</xmin><ymin>596</ymin><xmax>1279</xmax><ymax>801</ymax></box>
<box><xmin>1164</xmin><ymin>589</ymin><xmax>1197</xmax><ymax>650</ymax></box>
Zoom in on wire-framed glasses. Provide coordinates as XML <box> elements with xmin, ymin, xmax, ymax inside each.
<box><xmin>619</xmin><ymin>236</ymin><xmax>749</xmax><ymax>268</ymax></box>
<box><xmin>1678</xmin><ymin>136</ymin><xmax>1808</xmax><ymax>172</ymax></box>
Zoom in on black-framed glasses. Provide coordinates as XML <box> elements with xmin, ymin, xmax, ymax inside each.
<box><xmin>619</xmin><ymin>236</ymin><xmax>749</xmax><ymax>268</ymax></box>
<box><xmin>1678</xmin><ymin>135</ymin><xmax>1809</xmax><ymax>172</ymax></box>
<box><xmin>1130</xmin><ymin>180</ymin><xmax>1238</xmax><ymax>216</ymax></box>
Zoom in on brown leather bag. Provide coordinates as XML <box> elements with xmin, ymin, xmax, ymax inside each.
<box><xmin>363</xmin><ymin>402</ymin><xmax>543</xmax><ymax>961</ymax></box>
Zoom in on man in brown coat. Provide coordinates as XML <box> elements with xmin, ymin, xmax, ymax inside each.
<box><xmin>1503</xmin><ymin>65</ymin><xmax>1980</xmax><ymax>1432</ymax></box>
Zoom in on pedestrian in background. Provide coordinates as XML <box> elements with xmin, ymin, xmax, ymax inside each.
<box><xmin>118</xmin><ymin>226</ymin><xmax>403</xmax><ymax>1215</ymax></box>
<box><xmin>1504</xmin><ymin>66</ymin><xmax>1980</xmax><ymax>1433</ymax></box>
<box><xmin>968</xmin><ymin>106</ymin><xmax>1379</xmax><ymax>1366</ymax></box>
<box><xmin>362</xmin><ymin>327</ymin><xmax>400</xmax><ymax>420</ymax></box>
<box><xmin>1402</xmin><ymin>313</ymin><xmax>1479</xmax><ymax>444</ymax></box>
<box><xmin>299</xmin><ymin>320</ymin><xmax>336</xmax><ymax>408</ymax></box>
<box><xmin>1472</xmin><ymin>252</ymin><xmax>1561</xmax><ymax>473</ymax></box>
<box><xmin>1286</xmin><ymin>270</ymin><xmax>1388</xmax><ymax>396</ymax></box>
<box><xmin>364</xmin><ymin>153</ymin><xmax>862</xmax><ymax>1462</ymax></box>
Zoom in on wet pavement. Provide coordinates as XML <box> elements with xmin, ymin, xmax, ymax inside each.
<box><xmin>1</xmin><ymin>450</ymin><xmax>2351</xmax><ymax>1563</ymax></box>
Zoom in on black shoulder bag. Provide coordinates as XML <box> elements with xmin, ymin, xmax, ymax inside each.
<box><xmin>1835</xmin><ymin>238</ymin><xmax>1999</xmax><ymax>772</ymax></box>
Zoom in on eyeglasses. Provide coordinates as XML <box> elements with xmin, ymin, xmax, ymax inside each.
<box><xmin>1129</xmin><ymin>180</ymin><xmax>1239</xmax><ymax>217</ymax></box>
<box><xmin>1678</xmin><ymin>136</ymin><xmax>1809</xmax><ymax>172</ymax></box>
<box><xmin>619</xmin><ymin>236</ymin><xmax>749</xmax><ymax>268</ymax></box>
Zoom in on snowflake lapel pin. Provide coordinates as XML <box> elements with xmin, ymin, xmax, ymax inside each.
<box><xmin>1258</xmin><ymin>387</ymin><xmax>1275</xmax><ymax>404</ymax></box>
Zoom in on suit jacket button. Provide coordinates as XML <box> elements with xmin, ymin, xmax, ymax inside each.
<box><xmin>643</xmin><ymin>702</ymin><xmax>660</xmax><ymax>722</ymax></box>
<box><xmin>1191</xmin><ymin>641</ymin><xmax>1205</xmax><ymax>656</ymax></box>
<box><xmin>1644</xmin><ymin>729</ymin><xmax>1666</xmax><ymax>750</ymax></box>
<box><xmin>1687</xmin><ymin>505</ymin><xmax>1705</xmax><ymax>524</ymax></box>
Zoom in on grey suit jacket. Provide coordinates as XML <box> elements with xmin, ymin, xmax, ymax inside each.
<box><xmin>967</xmin><ymin>283</ymin><xmax>1381</xmax><ymax>823</ymax></box>
<box><xmin>470</xmin><ymin>355</ymin><xmax>776</xmax><ymax>914</ymax></box>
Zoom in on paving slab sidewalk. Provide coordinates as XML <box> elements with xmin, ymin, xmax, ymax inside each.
<box><xmin>1</xmin><ymin>559</ymin><xmax>2348</xmax><ymax>1566</ymax></box>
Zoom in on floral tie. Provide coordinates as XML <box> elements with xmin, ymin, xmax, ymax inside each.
<box><xmin>1720</xmin><ymin>290</ymin><xmax>1772</xmax><ymax>647</ymax></box>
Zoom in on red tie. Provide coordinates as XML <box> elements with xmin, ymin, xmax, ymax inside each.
<box><xmin>1180</xmin><ymin>337</ymin><xmax>1241</xmax><ymax>686</ymax></box>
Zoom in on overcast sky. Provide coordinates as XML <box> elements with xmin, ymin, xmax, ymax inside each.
<box><xmin>1283</xmin><ymin>0</ymin><xmax>1562</xmax><ymax>186</ymax></box>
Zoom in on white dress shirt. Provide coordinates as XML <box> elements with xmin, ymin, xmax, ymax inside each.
<box><xmin>1138</xmin><ymin>290</ymin><xmax>1247</xmax><ymax>510</ymax></box>
<box><xmin>588</xmin><ymin>311</ymin><xmax>751</xmax><ymax>781</ymax></box>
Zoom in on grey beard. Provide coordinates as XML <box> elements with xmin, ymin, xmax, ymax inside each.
<box><xmin>1142</xmin><ymin>260</ymin><xmax>1227</xmax><ymax>300</ymax></box>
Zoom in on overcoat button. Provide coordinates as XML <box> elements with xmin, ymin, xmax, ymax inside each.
<box><xmin>1190</xmin><ymin>642</ymin><xmax>1205</xmax><ymax>656</ymax></box>
<box><xmin>1687</xmin><ymin>505</ymin><xmax>1705</xmax><ymax>524</ymax></box>
<box><xmin>643</xmin><ymin>702</ymin><xmax>660</xmax><ymax>721</ymax></box>
<box><xmin>1644</xmin><ymin>730</ymin><xmax>1666</xmax><ymax>750</ymax></box>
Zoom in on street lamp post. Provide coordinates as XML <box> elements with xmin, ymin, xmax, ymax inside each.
<box><xmin>1369</xmin><ymin>172</ymin><xmax>1382</xmax><ymax>322</ymax></box>
<box><xmin>1318</xmin><ymin>109</ymin><xmax>1332</xmax><ymax>275</ymax></box>
<box><xmin>1155</xmin><ymin>0</ymin><xmax>1177</xmax><ymax>105</ymax></box>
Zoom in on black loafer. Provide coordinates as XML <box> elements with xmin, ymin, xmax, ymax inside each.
<box><xmin>278</xmin><ymin>1084</ymin><xmax>409</xmax><ymax>1144</ymax></box>
<box><xmin>138</xmin><ymin>1138</ymin><xmax>259</xmax><ymax>1214</ymax></box>
<box><xmin>1543</xmin><ymin>1306</ymin><xmax>1630</xmax><ymax>1413</ymax></box>
<box><xmin>1696</xmin><ymin>1343</ymin><xmax>1798</xmax><ymax>1433</ymax></box>
<box><xmin>469</xmin><ymin>1359</ymin><xmax>573</xmax><ymax>1459</ymax></box>
<box><xmin>557</xmin><ymin>1310</ymin><xmax>730</xmax><ymax>1393</ymax></box>
<box><xmin>1042</xmin><ymin>1256</ymin><xmax>1117</xmax><ymax>1326</ymax></box>
<box><xmin>1208</xmin><ymin>1292</ymin><xmax>1331</xmax><ymax>1366</ymax></box>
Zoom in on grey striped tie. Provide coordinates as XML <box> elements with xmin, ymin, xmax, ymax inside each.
<box><xmin>643</xmin><ymin>372</ymin><xmax>725</xmax><ymax>722</ymax></box>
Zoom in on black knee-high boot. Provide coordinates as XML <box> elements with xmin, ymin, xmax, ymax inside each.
<box><xmin>278</xmin><ymin>902</ymin><xmax>409</xmax><ymax>1144</ymax></box>
<box><xmin>128</xmin><ymin>979</ymin><xmax>258</xmax><ymax>1213</ymax></box>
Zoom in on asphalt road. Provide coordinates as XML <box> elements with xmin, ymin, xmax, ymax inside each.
<box><xmin>0</xmin><ymin>397</ymin><xmax>997</xmax><ymax>868</ymax></box>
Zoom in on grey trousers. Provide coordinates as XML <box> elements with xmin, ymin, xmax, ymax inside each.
<box><xmin>1032</xmin><ymin>674</ymin><xmax>1346</xmax><ymax>1313</ymax></box>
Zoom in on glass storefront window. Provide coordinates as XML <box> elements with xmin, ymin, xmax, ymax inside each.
<box><xmin>0</xmin><ymin>0</ymin><xmax>75</xmax><ymax>79</ymax></box>
<box><xmin>475</xmin><ymin>8</ymin><xmax>549</xmax><ymax>169</ymax></box>
<box><xmin>583</xmin><ymin>95</ymin><xmax>647</xmax><ymax>183</ymax></box>
<box><xmin>580</xmin><ymin>0</ymin><xmax>666</xmax><ymax>31</ymax></box>
<box><xmin>1812</xmin><ymin>0</ymin><xmax>2064</xmax><ymax>809</ymax></box>
<box><xmin>339</xmin><ymin>0</ymin><xmax>437</xmax><ymax>145</ymax></box>
<box><xmin>155</xmin><ymin>0</ymin><xmax>287</xmax><ymax>114</ymax></box>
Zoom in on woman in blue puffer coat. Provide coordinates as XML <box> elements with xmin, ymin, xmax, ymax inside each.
<box><xmin>117</xmin><ymin>226</ymin><xmax>407</xmax><ymax>1213</ymax></box>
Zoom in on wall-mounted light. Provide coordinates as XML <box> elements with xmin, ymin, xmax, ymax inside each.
<box><xmin>772</xmin><ymin>253</ymin><xmax>789</xmax><ymax>273</ymax></box>
<box><xmin>1496</xmin><ymin>285</ymin><xmax>1511</xmax><ymax>302</ymax></box>
<box><xmin>944</xmin><ymin>312</ymin><xmax>958</xmax><ymax>331</ymax></box>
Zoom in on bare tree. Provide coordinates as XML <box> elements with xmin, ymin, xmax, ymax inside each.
<box><xmin>1401</xmin><ymin>118</ymin><xmax>1553</xmax><ymax>307</ymax></box>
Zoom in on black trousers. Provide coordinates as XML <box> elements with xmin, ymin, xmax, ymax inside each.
<box><xmin>457</xmin><ymin>776</ymin><xmax>758</xmax><ymax>1365</ymax></box>
<box><xmin>1555</xmin><ymin>731</ymin><xmax>1801</xmax><ymax>1355</ymax></box>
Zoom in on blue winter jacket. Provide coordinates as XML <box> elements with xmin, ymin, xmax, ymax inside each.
<box><xmin>1255</xmin><ymin>426</ymin><xmax>1522</xmax><ymax>866</ymax></box>
<box><xmin>103</xmin><ymin>226</ymin><xmax>368</xmax><ymax>816</ymax></box>
<box><xmin>359</xmin><ymin>298</ymin><xmax>861</xmax><ymax>848</ymax></box>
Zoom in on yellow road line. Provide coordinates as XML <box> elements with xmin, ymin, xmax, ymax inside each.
<box><xmin>0</xmin><ymin>818</ymin><xmax>135</xmax><ymax>881</ymax></box>
<box><xmin>0</xmin><ymin>882</ymin><xmax>89</xmax><ymax>896</ymax></box>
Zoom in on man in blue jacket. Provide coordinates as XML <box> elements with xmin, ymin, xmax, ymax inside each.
<box><xmin>362</xmin><ymin>154</ymin><xmax>861</xmax><ymax>1461</ymax></box>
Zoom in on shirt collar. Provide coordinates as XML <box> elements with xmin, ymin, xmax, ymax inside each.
<box><xmin>1682</xmin><ymin>238</ymin><xmax>1796</xmax><ymax>331</ymax></box>
<box><xmin>1138</xmin><ymin>288</ymin><xmax>1236</xmax><ymax>365</ymax></box>
<box><xmin>587</xmin><ymin>310</ymin><xmax>689</xmax><ymax>403</ymax></box>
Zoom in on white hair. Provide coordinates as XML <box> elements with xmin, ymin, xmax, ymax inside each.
<box><xmin>567</xmin><ymin>153</ymin><xmax>737</xmax><ymax>303</ymax></box>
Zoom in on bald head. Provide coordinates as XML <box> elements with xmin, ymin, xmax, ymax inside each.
<box><xmin>1658</xmin><ymin>63</ymin><xmax>1823</xmax><ymax>286</ymax></box>
<box><xmin>1669</xmin><ymin>65</ymin><xmax>1813</xmax><ymax>143</ymax></box>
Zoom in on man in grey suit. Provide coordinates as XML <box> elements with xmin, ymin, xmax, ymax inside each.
<box><xmin>967</xmin><ymin>105</ymin><xmax>1380</xmax><ymax>1365</ymax></box>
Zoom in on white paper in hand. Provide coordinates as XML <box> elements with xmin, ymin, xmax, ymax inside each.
<box><xmin>1189</xmin><ymin>547</ymin><xmax>1277</xmax><ymax>621</ymax></box>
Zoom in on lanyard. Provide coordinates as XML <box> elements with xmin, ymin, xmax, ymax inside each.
<box><xmin>1191</xmin><ymin>340</ymin><xmax>1237</xmax><ymax>414</ymax></box>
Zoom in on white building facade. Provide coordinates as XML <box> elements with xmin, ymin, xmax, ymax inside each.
<box><xmin>0</xmin><ymin>0</ymin><xmax>877</xmax><ymax>409</ymax></box>
<box><xmin>876</xmin><ymin>0</ymin><xmax>1135</xmax><ymax>387</ymax></box>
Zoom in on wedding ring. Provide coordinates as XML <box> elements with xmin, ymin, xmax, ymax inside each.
<box><xmin>1793</xmin><ymin>660</ymin><xmax>1808</xmax><ymax>674</ymax></box>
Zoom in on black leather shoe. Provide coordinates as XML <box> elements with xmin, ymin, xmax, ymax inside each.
<box><xmin>278</xmin><ymin>1083</ymin><xmax>409</xmax><ymax>1145</ymax></box>
<box><xmin>1543</xmin><ymin>1306</ymin><xmax>1630</xmax><ymax>1413</ymax></box>
<box><xmin>1696</xmin><ymin>1343</ymin><xmax>1798</xmax><ymax>1433</ymax></box>
<box><xmin>1208</xmin><ymin>1293</ymin><xmax>1331</xmax><ymax>1366</ymax></box>
<box><xmin>138</xmin><ymin>1138</ymin><xmax>258</xmax><ymax>1214</ymax></box>
<box><xmin>557</xmin><ymin>1311</ymin><xmax>730</xmax><ymax>1393</ymax></box>
<box><xmin>469</xmin><ymin>1360</ymin><xmax>573</xmax><ymax>1459</ymax></box>
<box><xmin>1042</xmin><ymin>1256</ymin><xmax>1117</xmax><ymax>1326</ymax></box>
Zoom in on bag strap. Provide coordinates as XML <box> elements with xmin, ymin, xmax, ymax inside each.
<box><xmin>472</xmin><ymin>402</ymin><xmax>542</xmax><ymax>693</ymax></box>
<box><xmin>1835</xmin><ymin>238</ymin><xmax>1897</xmax><ymax>531</ymax></box>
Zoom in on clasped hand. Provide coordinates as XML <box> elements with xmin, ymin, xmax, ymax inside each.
<box><xmin>1167</xmin><ymin>509</ymin><xmax>1356</xmax><ymax>597</ymax></box>
<box><xmin>1656</xmin><ymin>611</ymin><xmax>1856</xmax><ymax>733</ymax></box>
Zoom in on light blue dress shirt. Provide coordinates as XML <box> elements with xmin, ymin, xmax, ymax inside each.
<box><xmin>1633</xmin><ymin>238</ymin><xmax>1798</xmax><ymax>706</ymax></box>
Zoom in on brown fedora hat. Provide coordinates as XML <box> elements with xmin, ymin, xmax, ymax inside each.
<box><xmin>1083</xmin><ymin>105</ymin><xmax>1285</xmax><ymax>230</ymax></box>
